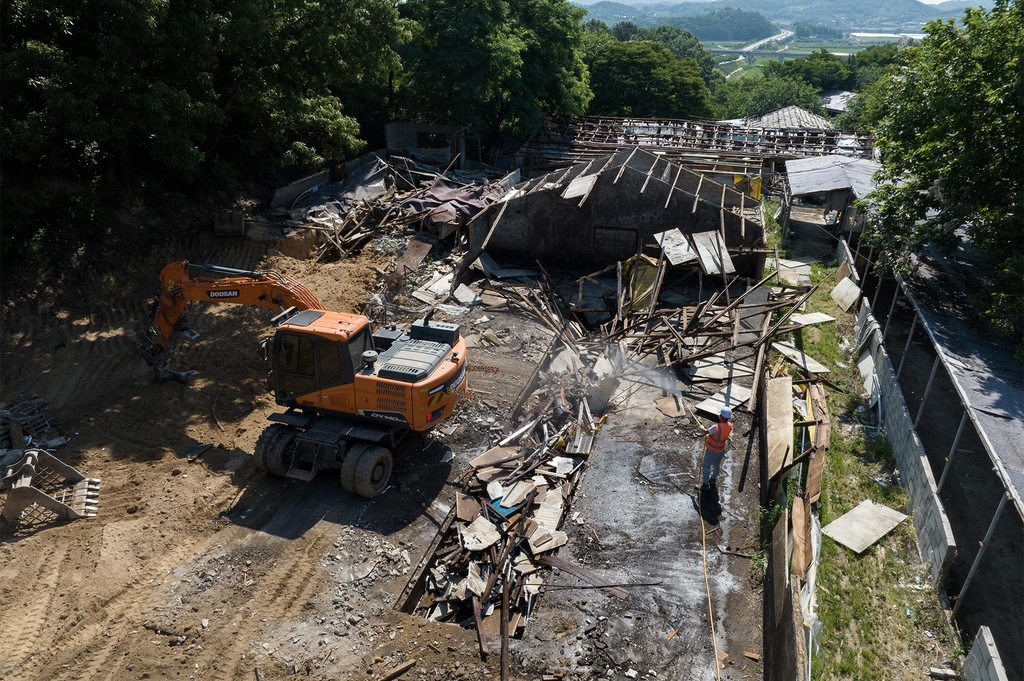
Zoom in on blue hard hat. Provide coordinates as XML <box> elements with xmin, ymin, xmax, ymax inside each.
<box><xmin>719</xmin><ymin>407</ymin><xmax>732</xmax><ymax>420</ymax></box>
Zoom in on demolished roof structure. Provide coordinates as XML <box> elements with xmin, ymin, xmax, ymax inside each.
<box><xmin>512</xmin><ymin>114</ymin><xmax>874</xmax><ymax>176</ymax></box>
<box><xmin>465</xmin><ymin>147</ymin><xmax>764</xmax><ymax>274</ymax></box>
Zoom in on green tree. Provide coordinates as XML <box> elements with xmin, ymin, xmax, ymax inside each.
<box><xmin>766</xmin><ymin>49</ymin><xmax>852</xmax><ymax>91</ymax></box>
<box><xmin>1</xmin><ymin>0</ymin><xmax>403</xmax><ymax>184</ymax></box>
<box><xmin>397</xmin><ymin>0</ymin><xmax>591</xmax><ymax>144</ymax></box>
<box><xmin>864</xmin><ymin>0</ymin><xmax>1024</xmax><ymax>344</ymax></box>
<box><xmin>639</xmin><ymin>25</ymin><xmax>718</xmax><ymax>89</ymax></box>
<box><xmin>667</xmin><ymin>8</ymin><xmax>775</xmax><ymax>42</ymax></box>
<box><xmin>588</xmin><ymin>40</ymin><xmax>712</xmax><ymax>119</ymax></box>
<box><xmin>848</xmin><ymin>43</ymin><xmax>902</xmax><ymax>90</ymax></box>
<box><xmin>714</xmin><ymin>73</ymin><xmax>824</xmax><ymax>119</ymax></box>
<box><xmin>0</xmin><ymin>0</ymin><xmax>405</xmax><ymax>287</ymax></box>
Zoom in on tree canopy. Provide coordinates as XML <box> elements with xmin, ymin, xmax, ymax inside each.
<box><xmin>396</xmin><ymin>0</ymin><xmax>591</xmax><ymax>145</ymax></box>
<box><xmin>1</xmin><ymin>0</ymin><xmax>406</xmax><ymax>185</ymax></box>
<box><xmin>588</xmin><ymin>40</ymin><xmax>712</xmax><ymax>119</ymax></box>
<box><xmin>713</xmin><ymin>73</ymin><xmax>825</xmax><ymax>119</ymax></box>
<box><xmin>864</xmin><ymin>0</ymin><xmax>1023</xmax><ymax>345</ymax></box>
<box><xmin>764</xmin><ymin>49</ymin><xmax>852</xmax><ymax>92</ymax></box>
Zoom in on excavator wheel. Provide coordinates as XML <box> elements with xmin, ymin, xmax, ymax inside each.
<box><xmin>340</xmin><ymin>443</ymin><xmax>370</xmax><ymax>494</ymax></box>
<box><xmin>253</xmin><ymin>424</ymin><xmax>297</xmax><ymax>477</ymax></box>
<box><xmin>352</xmin><ymin>445</ymin><xmax>393</xmax><ymax>499</ymax></box>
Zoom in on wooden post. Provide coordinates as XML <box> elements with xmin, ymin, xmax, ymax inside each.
<box><xmin>500</xmin><ymin>569</ymin><xmax>510</xmax><ymax>681</ymax></box>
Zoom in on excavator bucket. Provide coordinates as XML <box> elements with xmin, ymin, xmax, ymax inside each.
<box><xmin>0</xmin><ymin>396</ymin><xmax>101</xmax><ymax>528</ymax></box>
<box><xmin>1</xmin><ymin>449</ymin><xmax>101</xmax><ymax>525</ymax></box>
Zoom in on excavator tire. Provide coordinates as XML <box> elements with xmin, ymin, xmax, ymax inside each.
<box><xmin>253</xmin><ymin>424</ymin><xmax>297</xmax><ymax>477</ymax></box>
<box><xmin>340</xmin><ymin>443</ymin><xmax>371</xmax><ymax>494</ymax></box>
<box><xmin>352</xmin><ymin>445</ymin><xmax>393</xmax><ymax>498</ymax></box>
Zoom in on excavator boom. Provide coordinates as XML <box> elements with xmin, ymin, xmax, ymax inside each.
<box><xmin>137</xmin><ymin>260</ymin><xmax>324</xmax><ymax>374</ymax></box>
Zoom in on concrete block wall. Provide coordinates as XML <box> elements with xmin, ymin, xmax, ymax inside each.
<box><xmin>964</xmin><ymin>626</ymin><xmax>1010</xmax><ymax>681</ymax></box>
<box><xmin>851</xmin><ymin>293</ymin><xmax>956</xmax><ymax>583</ymax></box>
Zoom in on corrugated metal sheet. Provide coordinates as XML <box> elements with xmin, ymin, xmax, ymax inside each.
<box><xmin>748</xmin><ymin>105</ymin><xmax>834</xmax><ymax>130</ymax></box>
<box><xmin>786</xmin><ymin>155</ymin><xmax>880</xmax><ymax>199</ymax></box>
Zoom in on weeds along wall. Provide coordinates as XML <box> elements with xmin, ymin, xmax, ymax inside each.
<box><xmin>839</xmin><ymin>240</ymin><xmax>956</xmax><ymax>583</ymax></box>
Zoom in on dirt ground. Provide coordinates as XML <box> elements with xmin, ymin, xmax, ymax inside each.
<box><xmin>0</xmin><ymin>205</ymin><xmax>767</xmax><ymax>681</ymax></box>
<box><xmin>0</xmin><ymin>222</ymin><xmax>522</xmax><ymax>681</ymax></box>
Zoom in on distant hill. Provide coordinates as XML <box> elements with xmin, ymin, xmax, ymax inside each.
<box><xmin>577</xmin><ymin>0</ymin><xmax>996</xmax><ymax>30</ymax></box>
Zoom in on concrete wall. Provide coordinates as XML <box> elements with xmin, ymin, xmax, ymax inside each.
<box><xmin>854</xmin><ymin>288</ymin><xmax>956</xmax><ymax>583</ymax></box>
<box><xmin>270</xmin><ymin>169</ymin><xmax>331</xmax><ymax>209</ymax></box>
<box><xmin>964</xmin><ymin>626</ymin><xmax>1010</xmax><ymax>681</ymax></box>
<box><xmin>835</xmin><ymin>237</ymin><xmax>955</xmax><ymax>582</ymax></box>
<box><xmin>471</xmin><ymin>151</ymin><xmax>762</xmax><ymax>272</ymax></box>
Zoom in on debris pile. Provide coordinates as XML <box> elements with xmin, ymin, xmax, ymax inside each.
<box><xmin>400</xmin><ymin>388</ymin><xmax>612</xmax><ymax>658</ymax></box>
<box><xmin>263</xmin><ymin>155</ymin><xmax>514</xmax><ymax>262</ymax></box>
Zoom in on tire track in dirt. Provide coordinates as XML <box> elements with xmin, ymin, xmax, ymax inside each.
<box><xmin>196</xmin><ymin>528</ymin><xmax>333</xmax><ymax>681</ymax></box>
<box><xmin>0</xmin><ymin>546</ymin><xmax>68</xmax><ymax>676</ymax></box>
<box><xmin>29</xmin><ymin>535</ymin><xmax>207</xmax><ymax>681</ymax></box>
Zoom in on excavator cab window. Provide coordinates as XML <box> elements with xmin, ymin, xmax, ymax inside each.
<box><xmin>317</xmin><ymin>336</ymin><xmax>344</xmax><ymax>386</ymax></box>
<box><xmin>275</xmin><ymin>333</ymin><xmax>318</xmax><ymax>399</ymax></box>
<box><xmin>346</xmin><ymin>328</ymin><xmax>374</xmax><ymax>378</ymax></box>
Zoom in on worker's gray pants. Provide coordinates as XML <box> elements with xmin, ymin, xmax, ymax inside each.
<box><xmin>702</xmin><ymin>448</ymin><xmax>727</xmax><ymax>487</ymax></box>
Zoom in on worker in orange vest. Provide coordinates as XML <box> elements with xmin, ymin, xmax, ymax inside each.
<box><xmin>700</xmin><ymin>407</ymin><xmax>733</xmax><ymax>492</ymax></box>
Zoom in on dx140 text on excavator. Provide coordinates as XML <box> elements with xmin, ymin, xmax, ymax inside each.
<box><xmin>135</xmin><ymin>260</ymin><xmax>467</xmax><ymax>498</ymax></box>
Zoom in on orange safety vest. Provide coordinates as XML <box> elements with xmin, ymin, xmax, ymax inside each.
<box><xmin>705</xmin><ymin>421</ymin><xmax>732</xmax><ymax>453</ymax></box>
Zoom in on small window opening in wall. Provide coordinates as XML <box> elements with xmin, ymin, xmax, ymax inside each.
<box><xmin>417</xmin><ymin>132</ymin><xmax>450</xmax><ymax>148</ymax></box>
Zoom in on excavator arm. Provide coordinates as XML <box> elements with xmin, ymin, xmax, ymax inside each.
<box><xmin>136</xmin><ymin>261</ymin><xmax>325</xmax><ymax>380</ymax></box>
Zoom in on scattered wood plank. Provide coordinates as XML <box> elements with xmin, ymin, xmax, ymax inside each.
<box><xmin>536</xmin><ymin>555</ymin><xmax>630</xmax><ymax>599</ymax></box>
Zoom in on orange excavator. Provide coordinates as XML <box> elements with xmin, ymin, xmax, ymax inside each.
<box><xmin>136</xmin><ymin>261</ymin><xmax>467</xmax><ymax>497</ymax></box>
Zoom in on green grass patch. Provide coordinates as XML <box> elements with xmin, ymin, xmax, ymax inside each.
<box><xmin>814</xmin><ymin>425</ymin><xmax>957</xmax><ymax>680</ymax></box>
<box><xmin>766</xmin><ymin>260</ymin><xmax>962</xmax><ymax>679</ymax></box>
<box><xmin>761</xmin><ymin>198</ymin><xmax>783</xmax><ymax>251</ymax></box>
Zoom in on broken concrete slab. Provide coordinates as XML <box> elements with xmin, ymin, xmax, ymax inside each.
<box><xmin>823</xmin><ymin>499</ymin><xmax>908</xmax><ymax>554</ymax></box>
<box><xmin>688</xmin><ymin>355</ymin><xmax>755</xmax><ymax>382</ymax></box>
<box><xmin>654</xmin><ymin>228</ymin><xmax>698</xmax><ymax>266</ymax></box>
<box><xmin>694</xmin><ymin>383</ymin><xmax>751</xmax><ymax>417</ymax></box>
<box><xmin>831</xmin><ymin>277</ymin><xmax>860</xmax><ymax>311</ymax></box>
<box><xmin>453</xmin><ymin>283</ymin><xmax>482</xmax><ymax>307</ymax></box>
<box><xmin>690</xmin><ymin>230</ymin><xmax>736</xmax><ymax>275</ymax></box>
<box><xmin>789</xmin><ymin>312</ymin><xmax>836</xmax><ymax>327</ymax></box>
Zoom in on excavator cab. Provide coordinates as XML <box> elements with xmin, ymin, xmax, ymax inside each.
<box><xmin>267</xmin><ymin>309</ymin><xmax>374</xmax><ymax>409</ymax></box>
